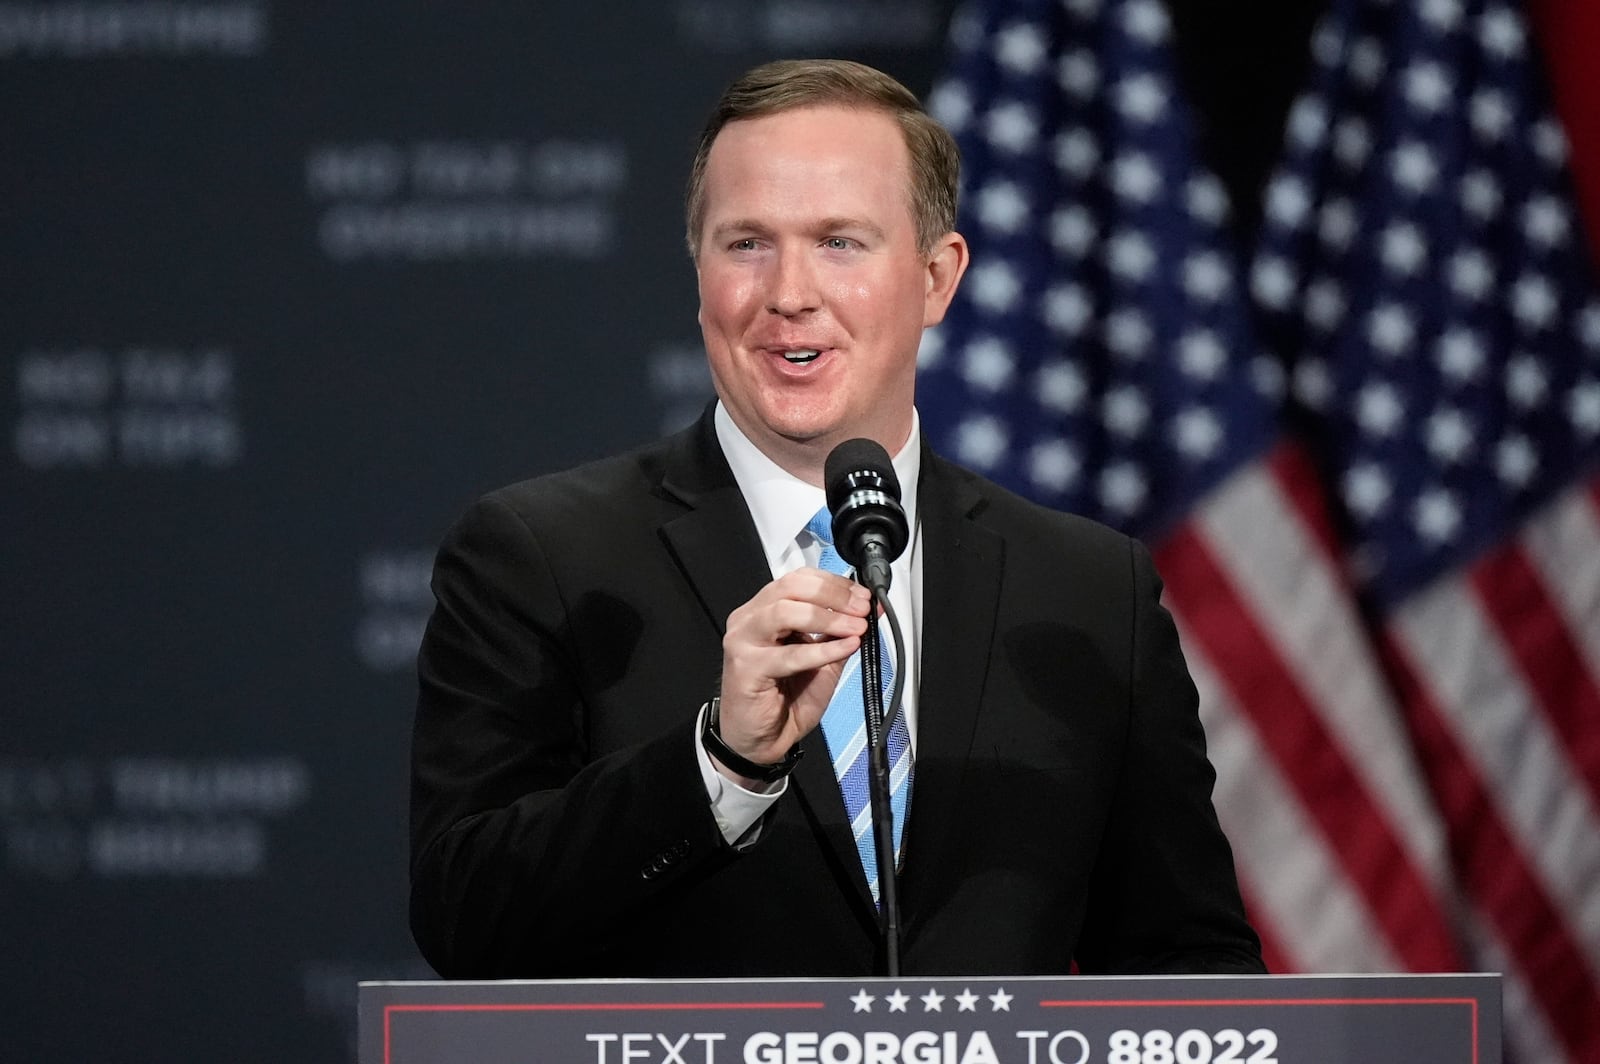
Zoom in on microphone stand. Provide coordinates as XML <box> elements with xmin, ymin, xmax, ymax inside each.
<box><xmin>857</xmin><ymin>550</ymin><xmax>907</xmax><ymax>977</ymax></box>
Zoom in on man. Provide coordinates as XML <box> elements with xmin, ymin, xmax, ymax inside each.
<box><xmin>410</xmin><ymin>59</ymin><xmax>1263</xmax><ymax>979</ymax></box>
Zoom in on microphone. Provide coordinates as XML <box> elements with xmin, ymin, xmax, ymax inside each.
<box><xmin>824</xmin><ymin>438</ymin><xmax>909</xmax><ymax>594</ymax></box>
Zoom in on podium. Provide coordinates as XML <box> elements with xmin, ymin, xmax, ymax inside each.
<box><xmin>359</xmin><ymin>973</ymin><xmax>1499</xmax><ymax>1064</ymax></box>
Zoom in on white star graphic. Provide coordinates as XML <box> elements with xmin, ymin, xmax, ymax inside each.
<box><xmin>1318</xmin><ymin>198</ymin><xmax>1357</xmax><ymax>250</ymax></box>
<box><xmin>1357</xmin><ymin>381</ymin><xmax>1406</xmax><ymax>438</ymax></box>
<box><xmin>1105</xmin><ymin>308</ymin><xmax>1153</xmax><ymax>359</ymax></box>
<box><xmin>1103</xmin><ymin>385</ymin><xmax>1150</xmax><ymax>438</ymax></box>
<box><xmin>1425</xmin><ymin>407</ymin><xmax>1475</xmax><ymax>464</ymax></box>
<box><xmin>962</xmin><ymin>337</ymin><xmax>1016</xmax><ymax>393</ymax></box>
<box><xmin>1266</xmin><ymin>175</ymin><xmax>1312</xmax><ymax>229</ymax></box>
<box><xmin>975</xmin><ymin>180</ymin><xmax>1030</xmax><ymax>234</ymax></box>
<box><xmin>1056</xmin><ymin>50</ymin><xmax>1099</xmax><ymax>100</ymax></box>
<box><xmin>1111</xmin><ymin>152</ymin><xmax>1162</xmax><ymax>204</ymax></box>
<box><xmin>1293</xmin><ymin>358</ymin><xmax>1334</xmax><ymax>410</ymax></box>
<box><xmin>1533</xmin><ymin>118</ymin><xmax>1569</xmax><ymax>166</ymax></box>
<box><xmin>1041</xmin><ymin>283</ymin><xmax>1094</xmax><ymax>337</ymax></box>
<box><xmin>1107</xmin><ymin>230</ymin><xmax>1156</xmax><ymax>282</ymax></box>
<box><xmin>986</xmin><ymin>101</ymin><xmax>1039</xmax><ymax>154</ymax></box>
<box><xmin>988</xmin><ymin>987</ymin><xmax>1015</xmax><ymax>1012</ymax></box>
<box><xmin>1512</xmin><ymin>274</ymin><xmax>1559</xmax><ymax>330</ymax></box>
<box><xmin>1421</xmin><ymin>0</ymin><xmax>1464</xmax><ymax>32</ymax></box>
<box><xmin>1449</xmin><ymin>248</ymin><xmax>1495</xmax><ymax>301</ymax></box>
<box><xmin>917</xmin><ymin>327</ymin><xmax>945</xmax><ymax>370</ymax></box>
<box><xmin>955</xmin><ymin>415</ymin><xmax>1007</xmax><ymax>470</ymax></box>
<box><xmin>1122</xmin><ymin>0</ymin><xmax>1169</xmax><ymax>44</ymax></box>
<box><xmin>1029</xmin><ymin>438</ymin><xmax>1081</xmax><ymax>493</ymax></box>
<box><xmin>1049</xmin><ymin>204</ymin><xmax>1096</xmax><ymax>256</ymax></box>
<box><xmin>1404</xmin><ymin>61</ymin><xmax>1452</xmax><ymax>113</ymax></box>
<box><xmin>1182</xmin><ymin>251</ymin><xmax>1231</xmax><ymax>303</ymax></box>
<box><xmin>1367</xmin><ymin>302</ymin><xmax>1417</xmax><ymax>356</ymax></box>
<box><xmin>1036</xmin><ymin>360</ymin><xmax>1088</xmax><ymax>413</ymax></box>
<box><xmin>926</xmin><ymin>83</ymin><xmax>972</xmax><ymax>133</ymax></box>
<box><xmin>921</xmin><ymin>989</ymin><xmax>946</xmax><ymax>1012</ymax></box>
<box><xmin>1252</xmin><ymin>355</ymin><xmax>1287</xmax><ymax>400</ymax></box>
<box><xmin>1414</xmin><ymin>488</ymin><xmax>1462</xmax><ymax>544</ymax></box>
<box><xmin>1506</xmin><ymin>355</ymin><xmax>1548</xmax><ymax>410</ymax></box>
<box><xmin>1251</xmin><ymin>255</ymin><xmax>1297</xmax><ymax>310</ymax></box>
<box><xmin>1579</xmin><ymin>302</ymin><xmax>1600</xmax><ymax>349</ymax></box>
<box><xmin>1186</xmin><ymin>175</ymin><xmax>1229</xmax><ymax>225</ymax></box>
<box><xmin>1349</xmin><ymin>37</ymin><xmax>1386</xmax><ymax>88</ymax></box>
<box><xmin>1178</xmin><ymin>330</ymin><xmax>1226</xmax><ymax>380</ymax></box>
<box><xmin>1115</xmin><ymin>73</ymin><xmax>1167</xmax><ymax>123</ymax></box>
<box><xmin>1311</xmin><ymin>24</ymin><xmax>1345</xmax><ymax>68</ymax></box>
<box><xmin>1306</xmin><ymin>278</ymin><xmax>1346</xmax><ymax>332</ymax></box>
<box><xmin>1288</xmin><ymin>98</ymin><xmax>1328</xmax><ymax>148</ymax></box>
<box><xmin>955</xmin><ymin>988</ymin><xmax>980</xmax><ymax>1013</ymax></box>
<box><xmin>886</xmin><ymin>989</ymin><xmax>911</xmax><ymax>1013</ymax></box>
<box><xmin>1344</xmin><ymin>463</ymin><xmax>1393</xmax><ymax>519</ymax></box>
<box><xmin>1063</xmin><ymin>0</ymin><xmax>1102</xmax><ymax>18</ymax></box>
<box><xmin>1390</xmin><ymin>141</ymin><xmax>1439</xmax><ymax>194</ymax></box>
<box><xmin>1101</xmin><ymin>462</ymin><xmax>1149</xmax><ymax>515</ymax></box>
<box><xmin>1480</xmin><ymin>7</ymin><xmax>1526</xmax><ymax>60</ymax></box>
<box><xmin>995</xmin><ymin>21</ymin><xmax>1047</xmax><ymax>74</ymax></box>
<box><xmin>1380</xmin><ymin>222</ymin><xmax>1428</xmax><ymax>276</ymax></box>
<box><xmin>969</xmin><ymin>260</ymin><xmax>1023</xmax><ymax>313</ymax></box>
<box><xmin>1172</xmin><ymin>407</ymin><xmax>1224</xmax><ymax>460</ymax></box>
<box><xmin>1461</xmin><ymin>170</ymin><xmax>1503</xmax><ymax>220</ymax></box>
<box><xmin>1522</xmin><ymin>196</ymin><xmax>1570</xmax><ymax>248</ymax></box>
<box><xmin>1054</xmin><ymin>129</ymin><xmax>1100</xmax><ymax>181</ymax></box>
<box><xmin>1436</xmin><ymin>328</ymin><xmax>1486</xmax><ymax>382</ymax></box>
<box><xmin>1333</xmin><ymin>117</ymin><xmax>1372</xmax><ymax>170</ymax></box>
<box><xmin>1569</xmin><ymin>379</ymin><xmax>1600</xmax><ymax>436</ymax></box>
<box><xmin>1470</xmin><ymin>89</ymin><xmax>1512</xmax><ymax>142</ymax></box>
<box><xmin>851</xmin><ymin>989</ymin><xmax>875</xmax><ymax>1013</ymax></box>
<box><xmin>948</xmin><ymin>7</ymin><xmax>983</xmax><ymax>51</ymax></box>
<box><xmin>1495</xmin><ymin>435</ymin><xmax>1539</xmax><ymax>488</ymax></box>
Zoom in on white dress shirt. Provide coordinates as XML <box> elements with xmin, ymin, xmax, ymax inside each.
<box><xmin>696</xmin><ymin>402</ymin><xmax>924</xmax><ymax>844</ymax></box>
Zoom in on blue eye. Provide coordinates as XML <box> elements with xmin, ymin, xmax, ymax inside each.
<box><xmin>824</xmin><ymin>237</ymin><xmax>854</xmax><ymax>251</ymax></box>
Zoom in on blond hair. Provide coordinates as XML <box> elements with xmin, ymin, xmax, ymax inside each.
<box><xmin>685</xmin><ymin>59</ymin><xmax>960</xmax><ymax>257</ymax></box>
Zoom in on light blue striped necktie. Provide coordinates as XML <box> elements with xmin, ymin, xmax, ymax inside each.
<box><xmin>804</xmin><ymin>506</ymin><xmax>913</xmax><ymax>903</ymax></box>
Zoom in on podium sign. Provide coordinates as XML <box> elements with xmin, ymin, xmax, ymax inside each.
<box><xmin>359</xmin><ymin>973</ymin><xmax>1499</xmax><ymax>1064</ymax></box>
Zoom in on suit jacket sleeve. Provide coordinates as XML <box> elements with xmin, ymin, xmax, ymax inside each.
<box><xmin>1074</xmin><ymin>537</ymin><xmax>1264</xmax><ymax>974</ymax></box>
<box><xmin>408</xmin><ymin>493</ymin><xmax>731</xmax><ymax>978</ymax></box>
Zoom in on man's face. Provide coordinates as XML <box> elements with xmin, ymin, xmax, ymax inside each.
<box><xmin>695</xmin><ymin>105</ymin><xmax>964</xmax><ymax>476</ymax></box>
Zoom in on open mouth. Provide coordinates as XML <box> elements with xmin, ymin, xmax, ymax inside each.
<box><xmin>782</xmin><ymin>349</ymin><xmax>822</xmax><ymax>364</ymax></box>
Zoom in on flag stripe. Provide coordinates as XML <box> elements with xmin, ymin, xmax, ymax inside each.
<box><xmin>1469</xmin><ymin>541</ymin><xmax>1600</xmax><ymax>819</ymax></box>
<box><xmin>1382</xmin><ymin>628</ymin><xmax>1600</xmax><ymax>1061</ymax></box>
<box><xmin>1521</xmin><ymin>476</ymin><xmax>1600</xmax><ymax>684</ymax></box>
<box><xmin>1205</xmin><ymin>448</ymin><xmax>1459</xmax><ymax>905</ymax></box>
<box><xmin>1395</xmin><ymin>571</ymin><xmax>1600</xmax><ymax>978</ymax></box>
<box><xmin>1155</xmin><ymin>524</ymin><xmax>1459</xmax><ymax>971</ymax></box>
<box><xmin>1180</xmin><ymin>626</ymin><xmax>1398</xmax><ymax>972</ymax></box>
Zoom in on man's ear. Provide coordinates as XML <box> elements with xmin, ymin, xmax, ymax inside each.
<box><xmin>922</xmin><ymin>231</ymin><xmax>970</xmax><ymax>327</ymax></box>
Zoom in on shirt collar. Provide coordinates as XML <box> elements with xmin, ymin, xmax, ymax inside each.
<box><xmin>713</xmin><ymin>402</ymin><xmax>922</xmax><ymax>573</ymax></box>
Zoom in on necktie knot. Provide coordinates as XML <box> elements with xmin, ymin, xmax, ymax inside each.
<box><xmin>805</xmin><ymin>506</ymin><xmax>851</xmax><ymax>577</ymax></box>
<box><xmin>804</xmin><ymin>506</ymin><xmax>833</xmax><ymax>547</ymax></box>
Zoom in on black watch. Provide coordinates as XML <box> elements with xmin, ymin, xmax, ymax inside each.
<box><xmin>700</xmin><ymin>697</ymin><xmax>804</xmax><ymax>783</ymax></box>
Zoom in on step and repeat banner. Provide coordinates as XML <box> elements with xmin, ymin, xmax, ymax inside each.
<box><xmin>2</xmin><ymin>2</ymin><xmax>1342</xmax><ymax>1061</ymax></box>
<box><xmin>1</xmin><ymin>4</ymin><xmax>960</xmax><ymax>1060</ymax></box>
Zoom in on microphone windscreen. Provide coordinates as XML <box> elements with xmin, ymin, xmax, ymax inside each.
<box><xmin>824</xmin><ymin>438</ymin><xmax>901</xmax><ymax>515</ymax></box>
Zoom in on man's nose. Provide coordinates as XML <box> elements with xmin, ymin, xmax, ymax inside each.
<box><xmin>765</xmin><ymin>246</ymin><xmax>820</xmax><ymax>316</ymax></box>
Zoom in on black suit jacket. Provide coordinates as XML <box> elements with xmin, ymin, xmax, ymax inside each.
<box><xmin>410</xmin><ymin>409</ymin><xmax>1262</xmax><ymax>978</ymax></box>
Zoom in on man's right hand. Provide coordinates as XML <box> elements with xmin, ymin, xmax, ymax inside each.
<box><xmin>713</xmin><ymin>568</ymin><xmax>871</xmax><ymax>784</ymax></box>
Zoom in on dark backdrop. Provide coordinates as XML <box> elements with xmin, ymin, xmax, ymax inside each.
<box><xmin>1</xmin><ymin>4</ymin><xmax>1317</xmax><ymax>1060</ymax></box>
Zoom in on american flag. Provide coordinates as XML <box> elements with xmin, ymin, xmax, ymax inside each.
<box><xmin>918</xmin><ymin>1</ymin><xmax>1600</xmax><ymax>1061</ymax></box>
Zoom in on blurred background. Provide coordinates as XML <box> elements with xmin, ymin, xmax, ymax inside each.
<box><xmin>3</xmin><ymin>1</ymin><xmax>1596</xmax><ymax>1061</ymax></box>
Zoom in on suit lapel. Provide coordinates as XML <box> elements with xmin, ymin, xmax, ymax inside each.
<box><xmin>901</xmin><ymin>455</ymin><xmax>1004</xmax><ymax>933</ymax></box>
<box><xmin>655</xmin><ymin>410</ymin><xmax>879</xmax><ymax>921</ymax></box>
<box><xmin>655</xmin><ymin>412</ymin><xmax>770</xmax><ymax>634</ymax></box>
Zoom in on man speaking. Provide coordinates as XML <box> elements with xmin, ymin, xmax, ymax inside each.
<box><xmin>409</xmin><ymin>59</ymin><xmax>1263</xmax><ymax>979</ymax></box>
